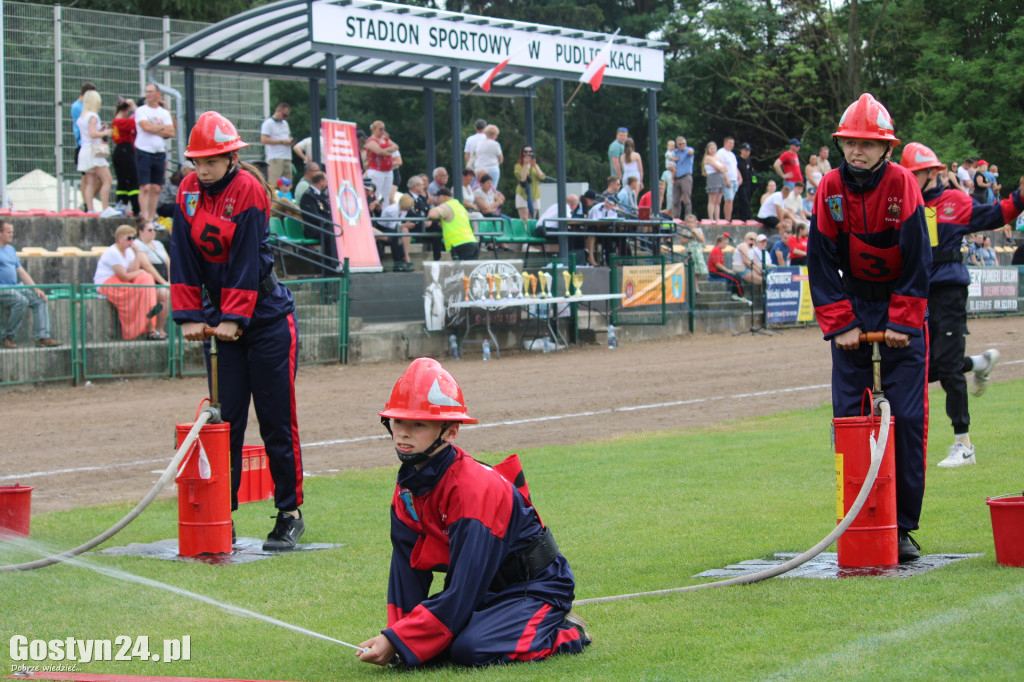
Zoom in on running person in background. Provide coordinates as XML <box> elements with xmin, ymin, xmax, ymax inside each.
<box><xmin>358</xmin><ymin>358</ymin><xmax>589</xmax><ymax>668</ymax></box>
<box><xmin>807</xmin><ymin>94</ymin><xmax>931</xmax><ymax>562</ymax></box>
<box><xmin>170</xmin><ymin>112</ymin><xmax>305</xmax><ymax>551</ymax></box>
<box><xmin>899</xmin><ymin>142</ymin><xmax>1020</xmax><ymax>467</ymax></box>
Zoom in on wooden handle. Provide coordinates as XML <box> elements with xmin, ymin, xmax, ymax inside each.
<box><xmin>859</xmin><ymin>332</ymin><xmax>885</xmax><ymax>343</ymax></box>
<box><xmin>202</xmin><ymin>327</ymin><xmax>242</xmax><ymax>338</ymax></box>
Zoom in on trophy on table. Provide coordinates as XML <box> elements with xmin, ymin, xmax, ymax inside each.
<box><xmin>462</xmin><ymin>275</ymin><xmax>471</xmax><ymax>301</ymax></box>
<box><xmin>494</xmin><ymin>274</ymin><xmax>503</xmax><ymax>300</ymax></box>
<box><xmin>541</xmin><ymin>272</ymin><xmax>553</xmax><ymax>299</ymax></box>
<box><xmin>525</xmin><ymin>273</ymin><xmax>536</xmax><ymax>298</ymax></box>
<box><xmin>573</xmin><ymin>272</ymin><xmax>584</xmax><ymax>297</ymax></box>
<box><xmin>562</xmin><ymin>270</ymin><xmax>572</xmax><ymax>297</ymax></box>
<box><xmin>486</xmin><ymin>273</ymin><xmax>495</xmax><ymax>299</ymax></box>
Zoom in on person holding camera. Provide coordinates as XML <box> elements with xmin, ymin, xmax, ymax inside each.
<box><xmin>514</xmin><ymin>146</ymin><xmax>546</xmax><ymax>221</ymax></box>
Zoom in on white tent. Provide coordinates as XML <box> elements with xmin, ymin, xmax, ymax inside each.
<box><xmin>5</xmin><ymin>169</ymin><xmax>82</xmax><ymax>212</ymax></box>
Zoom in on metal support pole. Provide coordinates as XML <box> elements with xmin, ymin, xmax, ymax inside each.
<box><xmin>553</xmin><ymin>79</ymin><xmax>568</xmax><ymax>261</ymax></box>
<box><xmin>54</xmin><ymin>4</ymin><xmax>64</xmax><ymax>209</ymax></box>
<box><xmin>424</xmin><ymin>88</ymin><xmax>436</xmax><ymax>176</ymax></box>
<box><xmin>524</xmin><ymin>92</ymin><xmax>535</xmax><ymax>149</ymax></box>
<box><xmin>309</xmin><ymin>78</ymin><xmax>321</xmax><ymax>164</ymax></box>
<box><xmin>646</xmin><ymin>89</ymin><xmax>660</xmax><ymax>214</ymax></box>
<box><xmin>325</xmin><ymin>54</ymin><xmax>338</xmax><ymax>121</ymax></box>
<box><xmin>450</xmin><ymin>67</ymin><xmax>463</xmax><ymax>201</ymax></box>
<box><xmin>183</xmin><ymin>69</ymin><xmax>196</xmax><ymax>146</ymax></box>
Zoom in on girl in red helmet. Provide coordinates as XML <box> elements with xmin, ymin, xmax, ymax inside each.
<box><xmin>807</xmin><ymin>93</ymin><xmax>931</xmax><ymax>563</ymax></box>
<box><xmin>170</xmin><ymin>111</ymin><xmax>305</xmax><ymax>551</ymax></box>
<box><xmin>358</xmin><ymin>358</ymin><xmax>589</xmax><ymax>668</ymax></box>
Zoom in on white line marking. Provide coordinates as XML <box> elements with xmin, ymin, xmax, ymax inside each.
<box><xmin>305</xmin><ymin>383</ymin><xmax>832</xmax><ymax>446</ymax></box>
<box><xmin>1</xmin><ymin>458</ymin><xmax>169</xmax><ymax>482</ymax></box>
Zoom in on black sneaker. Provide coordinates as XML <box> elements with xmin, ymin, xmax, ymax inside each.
<box><xmin>898</xmin><ymin>530</ymin><xmax>920</xmax><ymax>563</ymax></box>
<box><xmin>263</xmin><ymin>510</ymin><xmax>304</xmax><ymax>551</ymax></box>
<box><xmin>564</xmin><ymin>611</ymin><xmax>592</xmax><ymax>645</ymax></box>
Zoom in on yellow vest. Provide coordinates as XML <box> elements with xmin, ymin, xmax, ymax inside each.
<box><xmin>441</xmin><ymin>198</ymin><xmax>475</xmax><ymax>251</ymax></box>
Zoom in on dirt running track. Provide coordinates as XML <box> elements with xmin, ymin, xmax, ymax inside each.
<box><xmin>4</xmin><ymin>317</ymin><xmax>1021</xmax><ymax>514</ymax></box>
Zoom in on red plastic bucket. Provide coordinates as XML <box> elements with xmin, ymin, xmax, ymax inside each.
<box><xmin>987</xmin><ymin>493</ymin><xmax>1024</xmax><ymax>567</ymax></box>
<box><xmin>0</xmin><ymin>484</ymin><xmax>34</xmax><ymax>537</ymax></box>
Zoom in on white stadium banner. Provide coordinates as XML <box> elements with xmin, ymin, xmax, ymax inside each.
<box><xmin>310</xmin><ymin>2</ymin><xmax>664</xmax><ymax>86</ymax></box>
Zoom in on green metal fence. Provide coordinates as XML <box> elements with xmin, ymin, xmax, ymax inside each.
<box><xmin>0</xmin><ymin>277</ymin><xmax>350</xmax><ymax>387</ymax></box>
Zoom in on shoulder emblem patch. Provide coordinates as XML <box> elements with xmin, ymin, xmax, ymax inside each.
<box><xmin>184</xmin><ymin>192</ymin><xmax>199</xmax><ymax>218</ymax></box>
<box><xmin>828</xmin><ymin>196</ymin><xmax>844</xmax><ymax>222</ymax></box>
<box><xmin>888</xmin><ymin>201</ymin><xmax>901</xmax><ymax>218</ymax></box>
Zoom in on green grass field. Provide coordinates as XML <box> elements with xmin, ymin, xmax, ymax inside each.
<box><xmin>2</xmin><ymin>381</ymin><xmax>1023</xmax><ymax>681</ymax></box>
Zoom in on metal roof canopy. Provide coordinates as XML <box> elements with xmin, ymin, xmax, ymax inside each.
<box><xmin>146</xmin><ymin>0</ymin><xmax>668</xmax><ymax>262</ymax></box>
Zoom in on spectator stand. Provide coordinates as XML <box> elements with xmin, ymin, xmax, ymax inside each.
<box><xmin>543</xmin><ymin>217</ymin><xmax>677</xmax><ymax>267</ymax></box>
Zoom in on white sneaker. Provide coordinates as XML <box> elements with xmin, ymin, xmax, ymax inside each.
<box><xmin>937</xmin><ymin>441</ymin><xmax>976</xmax><ymax>468</ymax></box>
<box><xmin>731</xmin><ymin>294</ymin><xmax>752</xmax><ymax>305</ymax></box>
<box><xmin>970</xmin><ymin>349</ymin><xmax>999</xmax><ymax>397</ymax></box>
<box><xmin>98</xmin><ymin>206</ymin><xmax>123</xmax><ymax>218</ymax></box>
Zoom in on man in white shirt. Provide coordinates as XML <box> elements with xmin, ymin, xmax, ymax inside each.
<box><xmin>292</xmin><ymin>134</ymin><xmax>325</xmax><ymax>167</ymax></box>
<box><xmin>134</xmin><ymin>83</ymin><xmax>175</xmax><ymax>223</ymax></box>
<box><xmin>464</xmin><ymin>119</ymin><xmax>487</xmax><ymax>166</ymax></box>
<box><xmin>818</xmin><ymin>146</ymin><xmax>832</xmax><ymax>175</ymax></box>
<box><xmin>957</xmin><ymin>158</ymin><xmax>974</xmax><ymax>194</ymax></box>
<box><xmin>716</xmin><ymin>136</ymin><xmax>742</xmax><ymax>220</ymax></box>
<box><xmin>261</xmin><ymin>102</ymin><xmax>293</xmax><ymax>187</ymax></box>
<box><xmin>756</xmin><ymin>185</ymin><xmax>788</xmax><ymax>231</ymax></box>
<box><xmin>537</xmin><ymin>195</ymin><xmax>579</xmax><ymax>230</ymax></box>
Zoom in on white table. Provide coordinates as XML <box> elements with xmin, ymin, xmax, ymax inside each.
<box><xmin>449</xmin><ymin>293</ymin><xmax>625</xmax><ymax>358</ymax></box>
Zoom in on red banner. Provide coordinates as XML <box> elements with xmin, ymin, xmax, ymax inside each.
<box><xmin>321</xmin><ymin>119</ymin><xmax>382</xmax><ymax>271</ymax></box>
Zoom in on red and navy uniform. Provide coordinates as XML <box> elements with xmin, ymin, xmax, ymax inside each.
<box><xmin>384</xmin><ymin>445</ymin><xmax>586</xmax><ymax>667</ymax></box>
<box><xmin>808</xmin><ymin>160</ymin><xmax>931</xmax><ymax>532</ymax></box>
<box><xmin>170</xmin><ymin>167</ymin><xmax>303</xmax><ymax>512</ymax></box>
<box><xmin>924</xmin><ymin>184</ymin><xmax>1024</xmax><ymax>434</ymax></box>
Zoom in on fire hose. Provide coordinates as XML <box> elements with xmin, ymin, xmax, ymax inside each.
<box><xmin>1</xmin><ymin>328</ymin><xmax>228</xmax><ymax>572</ymax></box>
<box><xmin>578</xmin><ymin>332</ymin><xmax>893</xmax><ymax>604</ymax></box>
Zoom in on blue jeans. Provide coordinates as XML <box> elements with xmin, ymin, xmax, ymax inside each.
<box><xmin>1</xmin><ymin>286</ymin><xmax>51</xmax><ymax>340</ymax></box>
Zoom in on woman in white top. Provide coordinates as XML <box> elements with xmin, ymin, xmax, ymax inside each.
<box><xmin>473</xmin><ymin>125</ymin><xmax>504</xmax><ymax>188</ymax></box>
<box><xmin>620</xmin><ymin>137</ymin><xmax>643</xmax><ymax>186</ymax></box>
<box><xmin>77</xmin><ymin>90</ymin><xmax>116</xmax><ymax>216</ymax></box>
<box><xmin>702</xmin><ymin>141</ymin><xmax>729</xmax><ymax>222</ymax></box>
<box><xmin>804</xmin><ymin>154</ymin><xmax>823</xmax><ymax>213</ymax></box>
<box><xmin>94</xmin><ymin>224</ymin><xmax>166</xmax><ymax>339</ymax></box>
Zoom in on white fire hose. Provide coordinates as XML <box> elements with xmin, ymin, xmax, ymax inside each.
<box><xmin>577</xmin><ymin>398</ymin><xmax>891</xmax><ymax>605</ymax></box>
<box><xmin>0</xmin><ymin>407</ymin><xmax>219</xmax><ymax>572</ymax></box>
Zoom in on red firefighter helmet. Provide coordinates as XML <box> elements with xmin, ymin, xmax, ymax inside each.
<box><xmin>379</xmin><ymin>358</ymin><xmax>478</xmax><ymax>424</ymax></box>
<box><xmin>899</xmin><ymin>142</ymin><xmax>946</xmax><ymax>172</ymax></box>
<box><xmin>185</xmin><ymin>111</ymin><xmax>248</xmax><ymax>159</ymax></box>
<box><xmin>833</xmin><ymin>93</ymin><xmax>901</xmax><ymax>145</ymax></box>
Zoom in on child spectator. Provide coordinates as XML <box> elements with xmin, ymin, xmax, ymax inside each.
<box><xmin>357</xmin><ymin>358</ymin><xmax>589</xmax><ymax>668</ymax></box>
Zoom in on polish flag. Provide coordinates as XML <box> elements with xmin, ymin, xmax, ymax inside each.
<box><xmin>475</xmin><ymin>58</ymin><xmax>511</xmax><ymax>92</ymax></box>
<box><xmin>475</xmin><ymin>43</ymin><xmax>529</xmax><ymax>92</ymax></box>
<box><xmin>579</xmin><ymin>30</ymin><xmax>620</xmax><ymax>92</ymax></box>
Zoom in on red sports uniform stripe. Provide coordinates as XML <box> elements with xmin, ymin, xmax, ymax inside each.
<box><xmin>888</xmin><ymin>292</ymin><xmax>927</xmax><ymax>331</ymax></box>
<box><xmin>170</xmin><ymin>283</ymin><xmax>202</xmax><ymax>311</ymax></box>
<box><xmin>286</xmin><ymin>313</ymin><xmax>303</xmax><ymax>507</ymax></box>
<box><xmin>219</xmin><ymin>287</ymin><xmax>257</xmax><ymax>318</ymax></box>
<box><xmin>390</xmin><ymin>604</ymin><xmax>453</xmax><ymax>662</ymax></box>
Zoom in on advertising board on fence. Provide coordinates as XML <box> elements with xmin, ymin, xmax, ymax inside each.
<box><xmin>967</xmin><ymin>266</ymin><xmax>1019</xmax><ymax>313</ymax></box>
<box><xmin>621</xmin><ymin>262</ymin><xmax>685</xmax><ymax>307</ymax></box>
<box><xmin>765</xmin><ymin>267</ymin><xmax>814</xmax><ymax>325</ymax></box>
